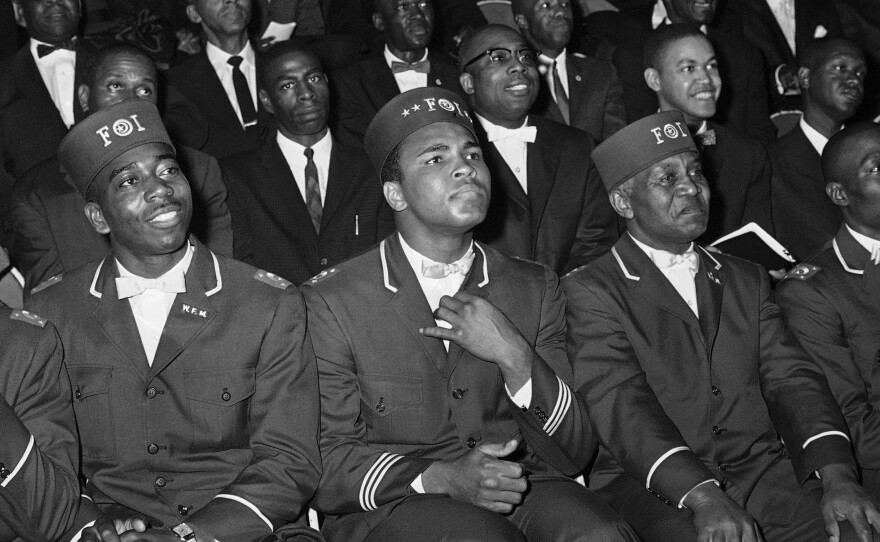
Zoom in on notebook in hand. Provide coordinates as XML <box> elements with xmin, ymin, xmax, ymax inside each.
<box><xmin>710</xmin><ymin>222</ymin><xmax>796</xmax><ymax>271</ymax></box>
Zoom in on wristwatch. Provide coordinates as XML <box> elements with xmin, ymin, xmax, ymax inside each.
<box><xmin>172</xmin><ymin>522</ymin><xmax>196</xmax><ymax>541</ymax></box>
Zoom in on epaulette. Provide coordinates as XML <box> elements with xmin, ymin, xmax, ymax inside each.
<box><xmin>10</xmin><ymin>309</ymin><xmax>46</xmax><ymax>328</ymax></box>
<box><xmin>30</xmin><ymin>274</ymin><xmax>62</xmax><ymax>295</ymax></box>
<box><xmin>253</xmin><ymin>269</ymin><xmax>291</xmax><ymax>290</ymax></box>
<box><xmin>305</xmin><ymin>267</ymin><xmax>340</xmax><ymax>286</ymax></box>
<box><xmin>782</xmin><ymin>263</ymin><xmax>821</xmax><ymax>281</ymax></box>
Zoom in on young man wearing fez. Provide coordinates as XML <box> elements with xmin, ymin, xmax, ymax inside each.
<box><xmin>303</xmin><ymin>87</ymin><xmax>638</xmax><ymax>542</ymax></box>
<box><xmin>0</xmin><ymin>304</ymin><xmax>79</xmax><ymax>541</ymax></box>
<box><xmin>778</xmin><ymin>123</ymin><xmax>880</xmax><ymax>504</ymax></box>
<box><xmin>27</xmin><ymin>100</ymin><xmax>322</xmax><ymax>542</ymax></box>
<box><xmin>458</xmin><ymin>24</ymin><xmax>619</xmax><ymax>276</ymax></box>
<box><xmin>564</xmin><ymin>110</ymin><xmax>880</xmax><ymax>542</ymax></box>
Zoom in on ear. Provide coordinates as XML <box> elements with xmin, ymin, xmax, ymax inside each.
<box><xmin>797</xmin><ymin>66</ymin><xmax>810</xmax><ymax>89</ymax></box>
<box><xmin>258</xmin><ymin>88</ymin><xmax>274</xmax><ymax>115</ymax></box>
<box><xmin>78</xmin><ymin>84</ymin><xmax>90</xmax><ymax>113</ymax></box>
<box><xmin>84</xmin><ymin>201</ymin><xmax>111</xmax><ymax>235</ymax></box>
<box><xmin>185</xmin><ymin>4</ymin><xmax>203</xmax><ymax>25</ymax></box>
<box><xmin>826</xmin><ymin>182</ymin><xmax>850</xmax><ymax>208</ymax></box>
<box><xmin>459</xmin><ymin>72</ymin><xmax>475</xmax><ymax>96</ymax></box>
<box><xmin>372</xmin><ymin>12</ymin><xmax>385</xmax><ymax>32</ymax></box>
<box><xmin>11</xmin><ymin>0</ymin><xmax>26</xmax><ymax>28</ymax></box>
<box><xmin>609</xmin><ymin>189</ymin><xmax>634</xmax><ymax>219</ymax></box>
<box><xmin>383</xmin><ymin>181</ymin><xmax>408</xmax><ymax>212</ymax></box>
<box><xmin>514</xmin><ymin>13</ymin><xmax>528</xmax><ymax>32</ymax></box>
<box><xmin>644</xmin><ymin>67</ymin><xmax>661</xmax><ymax>93</ymax></box>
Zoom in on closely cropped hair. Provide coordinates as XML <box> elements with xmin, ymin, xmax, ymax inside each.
<box><xmin>798</xmin><ymin>37</ymin><xmax>862</xmax><ymax>72</ymax></box>
<box><xmin>643</xmin><ymin>23</ymin><xmax>710</xmax><ymax>71</ymax></box>
<box><xmin>256</xmin><ymin>39</ymin><xmax>314</xmax><ymax>89</ymax></box>
<box><xmin>381</xmin><ymin>142</ymin><xmax>404</xmax><ymax>185</ymax></box>
<box><xmin>83</xmin><ymin>43</ymin><xmax>155</xmax><ymax>89</ymax></box>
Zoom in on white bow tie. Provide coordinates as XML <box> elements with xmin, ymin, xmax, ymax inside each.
<box><xmin>116</xmin><ymin>270</ymin><xmax>186</xmax><ymax>299</ymax></box>
<box><xmin>421</xmin><ymin>252</ymin><xmax>476</xmax><ymax>279</ymax></box>
<box><xmin>662</xmin><ymin>250</ymin><xmax>699</xmax><ymax>273</ymax></box>
<box><xmin>486</xmin><ymin>124</ymin><xmax>537</xmax><ymax>144</ymax></box>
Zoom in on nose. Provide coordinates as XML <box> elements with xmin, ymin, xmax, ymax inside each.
<box><xmin>676</xmin><ymin>175</ymin><xmax>702</xmax><ymax>197</ymax></box>
<box><xmin>145</xmin><ymin>175</ymin><xmax>174</xmax><ymax>200</ymax></box>
<box><xmin>451</xmin><ymin>153</ymin><xmax>477</xmax><ymax>180</ymax></box>
<box><xmin>297</xmin><ymin>84</ymin><xmax>315</xmax><ymax>102</ymax></box>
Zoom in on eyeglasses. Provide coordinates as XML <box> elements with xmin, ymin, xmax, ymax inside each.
<box><xmin>462</xmin><ymin>47</ymin><xmax>542</xmax><ymax>69</ymax></box>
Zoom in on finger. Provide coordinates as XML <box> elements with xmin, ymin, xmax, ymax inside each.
<box><xmin>824</xmin><ymin>510</ymin><xmax>841</xmax><ymax>542</ymax></box>
<box><xmin>754</xmin><ymin>522</ymin><xmax>766</xmax><ymax>542</ymax></box>
<box><xmin>438</xmin><ymin>295</ymin><xmax>466</xmax><ymax>312</ymax></box>
<box><xmin>477</xmin><ymin>439</ymin><xmax>519</xmax><ymax>458</ymax></box>
<box><xmin>866</xmin><ymin>506</ymin><xmax>880</xmax><ymax>533</ymax></box>
<box><xmin>433</xmin><ymin>307</ymin><xmax>464</xmax><ymax>328</ymax></box>
<box><xmin>487</xmin><ymin>458</ymin><xmax>525</xmax><ymax>480</ymax></box>
<box><xmin>419</xmin><ymin>326</ymin><xmax>456</xmax><ymax>340</ymax></box>
<box><xmin>480</xmin><ymin>489</ymin><xmax>525</xmax><ymax>506</ymax></box>
<box><xmin>451</xmin><ymin>291</ymin><xmax>478</xmax><ymax>303</ymax></box>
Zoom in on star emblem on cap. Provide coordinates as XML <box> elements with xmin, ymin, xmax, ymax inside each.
<box><xmin>412</xmin><ymin>104</ymin><xmax>421</xmax><ymax>111</ymax></box>
<box><xmin>402</xmin><ymin>108</ymin><xmax>410</xmax><ymax>117</ymax></box>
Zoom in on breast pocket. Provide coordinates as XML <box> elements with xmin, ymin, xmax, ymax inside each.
<box><xmin>185</xmin><ymin>368</ymin><xmax>256</xmax><ymax>452</ymax></box>
<box><xmin>359</xmin><ymin>373</ymin><xmax>424</xmax><ymax>444</ymax></box>
<box><xmin>69</xmin><ymin>366</ymin><xmax>115</xmax><ymax>460</ymax></box>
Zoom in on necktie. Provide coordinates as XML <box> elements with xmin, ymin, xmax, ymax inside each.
<box><xmin>116</xmin><ymin>269</ymin><xmax>186</xmax><ymax>299</ymax></box>
<box><xmin>227</xmin><ymin>56</ymin><xmax>258</xmax><ymax>127</ymax></box>
<box><xmin>304</xmin><ymin>147</ymin><xmax>322</xmax><ymax>233</ymax></box>
<box><xmin>485</xmin><ymin>124</ymin><xmax>537</xmax><ymax>143</ymax></box>
<box><xmin>552</xmin><ymin>60</ymin><xmax>570</xmax><ymax>125</ymax></box>
<box><xmin>391</xmin><ymin>59</ymin><xmax>431</xmax><ymax>74</ymax></box>
<box><xmin>37</xmin><ymin>39</ymin><xmax>76</xmax><ymax>58</ymax></box>
<box><xmin>422</xmin><ymin>252</ymin><xmax>476</xmax><ymax>279</ymax></box>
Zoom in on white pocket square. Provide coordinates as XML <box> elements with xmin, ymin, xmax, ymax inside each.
<box><xmin>814</xmin><ymin>25</ymin><xmax>828</xmax><ymax>38</ymax></box>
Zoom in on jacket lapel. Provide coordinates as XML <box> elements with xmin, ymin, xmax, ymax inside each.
<box><xmin>833</xmin><ymin>226</ymin><xmax>880</xmax><ymax>299</ymax></box>
<box><xmin>321</xmin><ymin>138</ymin><xmax>353</xmax><ymax>229</ymax></box>
<box><xmin>365</xmin><ymin>54</ymin><xmax>402</xmax><ymax>110</ymax></box>
<box><xmin>473</xmin><ymin>120</ymin><xmax>530</xmax><ymax>213</ymax></box>
<box><xmin>695</xmin><ymin>247</ymin><xmax>725</xmax><ymax>356</ymax></box>
<box><xmin>526</xmin><ymin>117</ymin><xmax>558</xmax><ymax>238</ymax></box>
<box><xmin>566</xmin><ymin>56</ymin><xmax>586</xmax><ymax>122</ymax></box>
<box><xmin>264</xmin><ymin>137</ymin><xmax>318</xmax><ymax>240</ymax></box>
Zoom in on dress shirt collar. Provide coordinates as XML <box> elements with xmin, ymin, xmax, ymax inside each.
<box><xmin>538</xmin><ymin>49</ymin><xmax>568</xmax><ymax>71</ymax></box>
<box><xmin>800</xmin><ymin>117</ymin><xmax>835</xmax><ymax>156</ymax></box>
<box><xmin>206</xmin><ymin>40</ymin><xmax>256</xmax><ymax>74</ymax></box>
<box><xmin>398</xmin><ymin>233</ymin><xmax>474</xmax><ymax>280</ymax></box>
<box><xmin>383</xmin><ymin>44</ymin><xmax>429</xmax><ymax>70</ymax></box>
<box><xmin>474</xmin><ymin>113</ymin><xmax>532</xmax><ymax>141</ymax></box>
<box><xmin>116</xmin><ymin>241</ymin><xmax>194</xmax><ymax>284</ymax></box>
<box><xmin>845</xmin><ymin>224</ymin><xmax>880</xmax><ymax>258</ymax></box>
<box><xmin>652</xmin><ymin>0</ymin><xmax>707</xmax><ymax>33</ymax></box>
<box><xmin>276</xmin><ymin>128</ymin><xmax>332</xmax><ymax>158</ymax></box>
<box><xmin>629</xmin><ymin>233</ymin><xmax>698</xmax><ymax>272</ymax></box>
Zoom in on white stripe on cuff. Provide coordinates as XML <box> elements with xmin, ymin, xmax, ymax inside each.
<box><xmin>646</xmin><ymin>446</ymin><xmax>690</xmax><ymax>489</ymax></box>
<box><xmin>543</xmin><ymin>376</ymin><xmax>571</xmax><ymax>436</ymax></box>
<box><xmin>359</xmin><ymin>453</ymin><xmax>403</xmax><ymax>511</ymax></box>
<box><xmin>213</xmin><ymin>494</ymin><xmax>273</xmax><ymax>531</ymax></box>
<box><xmin>1</xmin><ymin>434</ymin><xmax>33</xmax><ymax>488</ymax></box>
<box><xmin>802</xmin><ymin>431</ymin><xmax>850</xmax><ymax>449</ymax></box>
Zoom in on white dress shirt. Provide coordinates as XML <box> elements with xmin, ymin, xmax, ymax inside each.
<box><xmin>538</xmin><ymin>49</ymin><xmax>569</xmax><ymax>101</ymax></box>
<box><xmin>800</xmin><ymin>117</ymin><xmax>835</xmax><ymax>156</ymax></box>
<box><xmin>384</xmin><ymin>45</ymin><xmax>429</xmax><ymax>93</ymax></box>
<box><xmin>116</xmin><ymin>244</ymin><xmax>194</xmax><ymax>365</ymax></box>
<box><xmin>206</xmin><ymin>40</ymin><xmax>258</xmax><ymax>128</ymax></box>
<box><xmin>475</xmin><ymin>114</ymin><xmax>532</xmax><ymax>193</ymax></box>
<box><xmin>765</xmin><ymin>0</ymin><xmax>797</xmax><ymax>54</ymax></box>
<box><xmin>276</xmin><ymin>130</ymin><xmax>332</xmax><ymax>204</ymax></box>
<box><xmin>30</xmin><ymin>38</ymin><xmax>76</xmax><ymax>128</ymax></box>
<box><xmin>631</xmin><ymin>235</ymin><xmax>700</xmax><ymax>316</ymax></box>
<box><xmin>846</xmin><ymin>224</ymin><xmax>880</xmax><ymax>264</ymax></box>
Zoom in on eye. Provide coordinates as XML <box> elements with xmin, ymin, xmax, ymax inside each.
<box><xmin>160</xmin><ymin>165</ymin><xmax>181</xmax><ymax>177</ymax></box>
<box><xmin>707</xmin><ymin>62</ymin><xmax>718</xmax><ymax>72</ymax></box>
<box><xmin>281</xmin><ymin>81</ymin><xmax>295</xmax><ymax>90</ymax></box>
<box><xmin>137</xmin><ymin>87</ymin><xmax>153</xmax><ymax>97</ymax></box>
<box><xmin>465</xmin><ymin>151</ymin><xmax>482</xmax><ymax>161</ymax></box>
<box><xmin>681</xmin><ymin>65</ymin><xmax>694</xmax><ymax>73</ymax></box>
<box><xmin>309</xmin><ymin>74</ymin><xmax>324</xmax><ymax>83</ymax></box>
<box><xmin>108</xmin><ymin>82</ymin><xmax>123</xmax><ymax>90</ymax></box>
<box><xmin>425</xmin><ymin>155</ymin><xmax>442</xmax><ymax>165</ymax></box>
<box><xmin>118</xmin><ymin>177</ymin><xmax>138</xmax><ymax>188</ymax></box>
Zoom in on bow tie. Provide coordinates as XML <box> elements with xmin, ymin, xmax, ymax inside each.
<box><xmin>116</xmin><ymin>270</ymin><xmax>186</xmax><ymax>299</ymax></box>
<box><xmin>391</xmin><ymin>59</ymin><xmax>431</xmax><ymax>74</ymax></box>
<box><xmin>421</xmin><ymin>252</ymin><xmax>476</xmax><ymax>279</ymax></box>
<box><xmin>37</xmin><ymin>40</ymin><xmax>76</xmax><ymax>58</ymax></box>
<box><xmin>662</xmin><ymin>250</ymin><xmax>699</xmax><ymax>272</ymax></box>
<box><xmin>696</xmin><ymin>129</ymin><xmax>716</xmax><ymax>147</ymax></box>
<box><xmin>485</xmin><ymin>124</ymin><xmax>537</xmax><ymax>143</ymax></box>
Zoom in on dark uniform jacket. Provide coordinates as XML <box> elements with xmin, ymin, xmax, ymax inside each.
<box><xmin>27</xmin><ymin>239</ymin><xmax>321</xmax><ymax>542</ymax></box>
<box><xmin>563</xmin><ymin>234</ymin><xmax>855</xmax><ymax>509</ymax></box>
<box><xmin>329</xmin><ymin>49</ymin><xmax>463</xmax><ymax>147</ymax></box>
<box><xmin>473</xmin><ymin>115</ymin><xmax>619</xmax><ymax>276</ymax></box>
<box><xmin>777</xmin><ymin>226</ymin><xmax>880</xmax><ymax>473</ymax></box>
<box><xmin>10</xmin><ymin>146</ymin><xmax>234</xmax><ymax>293</ymax></box>
<box><xmin>222</xmin><ymin>131</ymin><xmax>394</xmax><ymax>285</ymax></box>
<box><xmin>531</xmin><ymin>51</ymin><xmax>627</xmax><ymax>144</ymax></box>
<box><xmin>303</xmin><ymin>234</ymin><xmax>594</xmax><ymax>541</ymax></box>
<box><xmin>0</xmin><ymin>306</ymin><xmax>78</xmax><ymax>542</ymax></box>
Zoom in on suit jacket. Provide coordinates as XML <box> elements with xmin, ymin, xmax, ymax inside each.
<box><xmin>303</xmin><ymin>234</ymin><xmax>595</xmax><ymax>541</ymax></box>
<box><xmin>770</xmin><ymin>124</ymin><xmax>841</xmax><ymax>260</ymax></box>
<box><xmin>10</xmin><ymin>145</ymin><xmax>234</xmax><ymax>293</ymax></box>
<box><xmin>697</xmin><ymin>121</ymin><xmax>774</xmax><ymax>243</ymax></box>
<box><xmin>563</xmin><ymin>234</ymin><xmax>856</xmax><ymax>513</ymax></box>
<box><xmin>164</xmin><ymin>51</ymin><xmax>271</xmax><ymax>160</ymax></box>
<box><xmin>0</xmin><ymin>307</ymin><xmax>78</xmax><ymax>542</ymax></box>
<box><xmin>531</xmin><ymin>51</ymin><xmax>627</xmax><ymax>144</ymax></box>
<box><xmin>0</xmin><ymin>44</ymin><xmax>91</xmax><ymax>179</ymax></box>
<box><xmin>222</xmin><ymin>132</ymin><xmax>394</xmax><ymax>285</ymax></box>
<box><xmin>777</xmin><ymin>226</ymin><xmax>880</xmax><ymax>472</ymax></box>
<box><xmin>329</xmin><ymin>49</ymin><xmax>464</xmax><ymax>147</ymax></box>
<box><xmin>26</xmin><ymin>239</ymin><xmax>321</xmax><ymax>541</ymax></box>
<box><xmin>473</xmin><ymin>115</ymin><xmax>619</xmax><ymax>276</ymax></box>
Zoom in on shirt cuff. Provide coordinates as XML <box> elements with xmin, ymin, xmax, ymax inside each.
<box><xmin>646</xmin><ymin>446</ymin><xmax>690</xmax><ymax>489</ymax></box>
<box><xmin>0</xmin><ymin>434</ymin><xmax>33</xmax><ymax>488</ymax></box>
<box><xmin>410</xmin><ymin>473</ymin><xmax>425</xmax><ymax>494</ymax></box>
<box><xmin>68</xmin><ymin>520</ymin><xmax>96</xmax><ymax>542</ymax></box>
<box><xmin>506</xmin><ymin>379</ymin><xmax>532</xmax><ymax>409</ymax></box>
<box><xmin>803</xmin><ymin>431</ymin><xmax>850</xmax><ymax>449</ymax></box>
<box><xmin>678</xmin><ymin>479</ymin><xmax>720</xmax><ymax>509</ymax></box>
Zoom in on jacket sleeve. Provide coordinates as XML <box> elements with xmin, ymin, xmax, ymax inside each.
<box><xmin>9</xmin><ymin>182</ymin><xmax>64</xmax><ymax>292</ymax></box>
<box><xmin>329</xmin><ymin>69</ymin><xmax>371</xmax><ymax>148</ymax></box>
<box><xmin>187</xmin><ymin>154</ymin><xmax>233</xmax><ymax>259</ymax></box>
<box><xmin>741</xmin><ymin>141</ymin><xmax>774</xmax><ymax>237</ymax></box>
<box><xmin>565</xmin><ymin>163</ymin><xmax>620</xmax><ymax>274</ymax></box>
<box><xmin>222</xmin><ymin>170</ymin><xmax>257</xmax><ymax>266</ymax></box>
<box><xmin>187</xmin><ymin>288</ymin><xmax>322</xmax><ymax>540</ymax></box>
<box><xmin>0</xmin><ymin>320</ymin><xmax>79</xmax><ymax>541</ymax></box>
<box><xmin>601</xmin><ymin>63</ymin><xmax>627</xmax><ymax>142</ymax></box>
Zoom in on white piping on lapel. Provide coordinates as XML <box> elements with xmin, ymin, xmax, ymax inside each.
<box><xmin>380</xmin><ymin>239</ymin><xmax>398</xmax><ymax>293</ymax></box>
<box><xmin>205</xmin><ymin>252</ymin><xmax>223</xmax><ymax>296</ymax></box>
<box><xmin>833</xmin><ymin>238</ymin><xmax>864</xmax><ymax>275</ymax></box>
<box><xmin>475</xmin><ymin>243</ymin><xmax>490</xmax><ymax>287</ymax></box>
<box><xmin>611</xmin><ymin>247</ymin><xmax>639</xmax><ymax>281</ymax></box>
<box><xmin>89</xmin><ymin>260</ymin><xmax>105</xmax><ymax>298</ymax></box>
<box><xmin>697</xmin><ymin>246</ymin><xmax>723</xmax><ymax>270</ymax></box>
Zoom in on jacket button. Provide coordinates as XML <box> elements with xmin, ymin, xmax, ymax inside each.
<box><xmin>147</xmin><ymin>443</ymin><xmax>159</xmax><ymax>455</ymax></box>
<box><xmin>375</xmin><ymin>397</ymin><xmax>385</xmax><ymax>413</ymax></box>
<box><xmin>466</xmin><ymin>437</ymin><xmax>477</xmax><ymax>448</ymax></box>
<box><xmin>74</xmin><ymin>389</ymin><xmax>82</xmax><ymax>400</ymax></box>
<box><xmin>875</xmin><ymin>349</ymin><xmax>880</xmax><ymax>364</ymax></box>
<box><xmin>178</xmin><ymin>505</ymin><xmax>190</xmax><ymax>516</ymax></box>
<box><xmin>155</xmin><ymin>476</ymin><xmax>166</xmax><ymax>487</ymax></box>
<box><xmin>0</xmin><ymin>463</ymin><xmax>8</xmax><ymax>479</ymax></box>
<box><xmin>320</xmin><ymin>258</ymin><xmax>328</xmax><ymax>266</ymax></box>
<box><xmin>221</xmin><ymin>389</ymin><xmax>231</xmax><ymax>402</ymax></box>
<box><xmin>717</xmin><ymin>462</ymin><xmax>729</xmax><ymax>471</ymax></box>
<box><xmin>712</xmin><ymin>425</ymin><xmax>723</xmax><ymax>435</ymax></box>
<box><xmin>711</xmin><ymin>386</ymin><xmax>720</xmax><ymax>395</ymax></box>
<box><xmin>145</xmin><ymin>387</ymin><xmax>157</xmax><ymax>399</ymax></box>
<box><xmin>452</xmin><ymin>388</ymin><xmax>465</xmax><ymax>399</ymax></box>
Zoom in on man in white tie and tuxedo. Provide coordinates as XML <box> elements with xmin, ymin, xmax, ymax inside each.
<box><xmin>27</xmin><ymin>100</ymin><xmax>323</xmax><ymax>542</ymax></box>
<box><xmin>458</xmin><ymin>24</ymin><xmax>619</xmax><ymax>276</ymax></box>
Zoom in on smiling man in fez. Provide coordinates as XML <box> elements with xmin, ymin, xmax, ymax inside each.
<box><xmin>26</xmin><ymin>99</ymin><xmax>322</xmax><ymax>542</ymax></box>
<box><xmin>564</xmin><ymin>110</ymin><xmax>880</xmax><ymax>542</ymax></box>
<box><xmin>303</xmin><ymin>86</ymin><xmax>638</xmax><ymax>542</ymax></box>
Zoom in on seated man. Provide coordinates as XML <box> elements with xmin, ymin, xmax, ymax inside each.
<box><xmin>304</xmin><ymin>87</ymin><xmax>638</xmax><ymax>542</ymax></box>
<box><xmin>644</xmin><ymin>24</ymin><xmax>773</xmax><ymax>243</ymax></box>
<box><xmin>564</xmin><ymin>110</ymin><xmax>880</xmax><ymax>542</ymax></box>
<box><xmin>0</xmin><ymin>303</ymin><xmax>79</xmax><ymax>542</ymax></box>
<box><xmin>777</xmin><ymin>122</ymin><xmax>880</xmax><ymax>503</ymax></box>
<box><xmin>222</xmin><ymin>41</ymin><xmax>394</xmax><ymax>285</ymax></box>
<box><xmin>10</xmin><ymin>43</ymin><xmax>233</xmax><ymax>292</ymax></box>
<box><xmin>771</xmin><ymin>37</ymin><xmax>867</xmax><ymax>260</ymax></box>
<box><xmin>27</xmin><ymin>100</ymin><xmax>322</xmax><ymax>542</ymax></box>
<box><xmin>459</xmin><ymin>25</ymin><xmax>619</xmax><ymax>276</ymax></box>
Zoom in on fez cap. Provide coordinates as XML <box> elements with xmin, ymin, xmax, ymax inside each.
<box><xmin>365</xmin><ymin>87</ymin><xmax>476</xmax><ymax>177</ymax></box>
<box><xmin>591</xmin><ymin>111</ymin><xmax>697</xmax><ymax>191</ymax></box>
<box><xmin>59</xmin><ymin>100</ymin><xmax>174</xmax><ymax>197</ymax></box>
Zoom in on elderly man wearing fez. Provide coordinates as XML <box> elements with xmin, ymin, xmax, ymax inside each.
<box><xmin>564</xmin><ymin>110</ymin><xmax>880</xmax><ymax>542</ymax></box>
<box><xmin>458</xmin><ymin>25</ymin><xmax>619</xmax><ymax>276</ymax></box>
<box><xmin>778</xmin><ymin>123</ymin><xmax>880</xmax><ymax>504</ymax></box>
<box><xmin>26</xmin><ymin>100</ymin><xmax>322</xmax><ymax>542</ymax></box>
<box><xmin>302</xmin><ymin>86</ymin><xmax>638</xmax><ymax>542</ymax></box>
